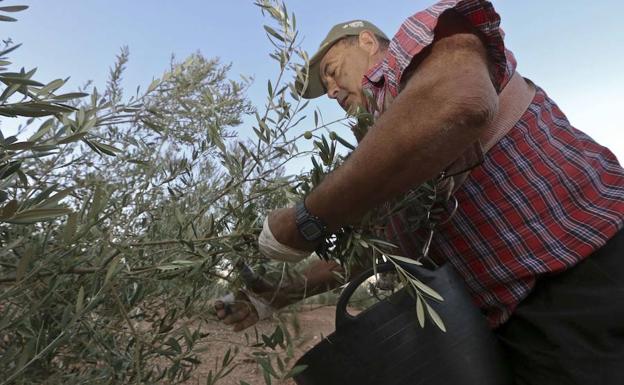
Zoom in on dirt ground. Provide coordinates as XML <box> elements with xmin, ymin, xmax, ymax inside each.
<box><xmin>186</xmin><ymin>305</ymin><xmax>339</xmax><ymax>385</ymax></box>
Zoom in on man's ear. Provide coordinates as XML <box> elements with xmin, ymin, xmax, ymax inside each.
<box><xmin>358</xmin><ymin>30</ymin><xmax>380</xmax><ymax>56</ymax></box>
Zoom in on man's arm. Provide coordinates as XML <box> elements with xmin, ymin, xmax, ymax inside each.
<box><xmin>215</xmin><ymin>259</ymin><xmax>359</xmax><ymax>331</ymax></box>
<box><xmin>265</xmin><ymin>259</ymin><xmax>346</xmax><ymax>309</ymax></box>
<box><xmin>270</xmin><ymin>13</ymin><xmax>499</xmax><ymax>250</ymax></box>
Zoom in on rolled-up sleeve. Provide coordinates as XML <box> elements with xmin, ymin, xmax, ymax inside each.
<box><xmin>383</xmin><ymin>0</ymin><xmax>516</xmax><ymax>96</ymax></box>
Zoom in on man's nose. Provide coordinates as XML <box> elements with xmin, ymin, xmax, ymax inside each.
<box><xmin>327</xmin><ymin>82</ymin><xmax>340</xmax><ymax>99</ymax></box>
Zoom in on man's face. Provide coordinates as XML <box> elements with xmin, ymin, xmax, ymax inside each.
<box><xmin>319</xmin><ymin>36</ymin><xmax>376</xmax><ymax>114</ymax></box>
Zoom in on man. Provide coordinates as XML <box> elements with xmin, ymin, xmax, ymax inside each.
<box><xmin>215</xmin><ymin>0</ymin><xmax>624</xmax><ymax>383</ymax></box>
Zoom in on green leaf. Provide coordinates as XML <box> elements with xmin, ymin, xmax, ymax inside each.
<box><xmin>4</xmin><ymin>207</ymin><xmax>70</xmax><ymax>224</ymax></box>
<box><xmin>0</xmin><ymin>199</ymin><xmax>18</xmax><ymax>218</ymax></box>
<box><xmin>0</xmin><ymin>14</ymin><xmax>17</xmax><ymax>22</ymax></box>
<box><xmin>30</xmin><ymin>183</ymin><xmax>59</xmax><ymax>205</ymax></box>
<box><xmin>28</xmin><ymin>118</ymin><xmax>54</xmax><ymax>142</ymax></box>
<box><xmin>0</xmin><ymin>43</ymin><xmax>22</xmax><ymax>57</ymax></box>
<box><xmin>32</xmin><ymin>144</ymin><xmax>57</xmax><ymax>152</ymax></box>
<box><xmin>39</xmin><ymin>188</ymin><xmax>73</xmax><ymax>208</ymax></box>
<box><xmin>285</xmin><ymin>364</ymin><xmax>307</xmax><ymax>379</ymax></box>
<box><xmin>0</xmin><ymin>102</ymin><xmax>75</xmax><ymax>117</ymax></box>
<box><xmin>0</xmin><ymin>82</ymin><xmax>20</xmax><ymax>102</ymax></box>
<box><xmin>37</xmin><ymin>78</ymin><xmax>65</xmax><ymax>96</ymax></box>
<box><xmin>222</xmin><ymin>348</ymin><xmax>232</xmax><ymax>368</ymax></box>
<box><xmin>57</xmin><ymin>131</ymin><xmax>88</xmax><ymax>144</ymax></box>
<box><xmin>7</xmin><ymin>141</ymin><xmax>34</xmax><ymax>150</ymax></box>
<box><xmin>168</xmin><ymin>336</ymin><xmax>182</xmax><ymax>354</ymax></box>
<box><xmin>174</xmin><ymin>207</ymin><xmax>184</xmax><ymax>225</ymax></box>
<box><xmin>90</xmin><ymin>141</ymin><xmax>120</xmax><ymax>156</ymax></box>
<box><xmin>416</xmin><ymin>295</ymin><xmax>425</xmax><ymax>327</ymax></box>
<box><xmin>15</xmin><ymin>247</ymin><xmax>32</xmax><ymax>281</ymax></box>
<box><xmin>426</xmin><ymin>303</ymin><xmax>446</xmax><ymax>332</ymax></box>
<box><xmin>16</xmin><ymin>168</ymin><xmax>27</xmax><ymax>186</ymax></box>
<box><xmin>63</xmin><ymin>213</ymin><xmax>77</xmax><ymax>243</ymax></box>
<box><xmin>0</xmin><ymin>161</ymin><xmax>21</xmax><ymax>180</ymax></box>
<box><xmin>332</xmin><ymin>131</ymin><xmax>356</xmax><ymax>150</ymax></box>
<box><xmin>52</xmin><ymin>92</ymin><xmax>88</xmax><ymax>101</ymax></box>
<box><xmin>0</xmin><ymin>6</ymin><xmax>29</xmax><ymax>12</ymax></box>
<box><xmin>88</xmin><ymin>185</ymin><xmax>106</xmax><ymax>220</ymax></box>
<box><xmin>387</xmin><ymin>254</ymin><xmax>422</xmax><ymax>266</ymax></box>
<box><xmin>411</xmin><ymin>278</ymin><xmax>444</xmax><ymax>302</ymax></box>
<box><xmin>104</xmin><ymin>256</ymin><xmax>121</xmax><ymax>285</ymax></box>
<box><xmin>257</xmin><ymin>356</ymin><xmax>278</xmax><ymax>377</ymax></box>
<box><xmin>0</xmin><ymin>75</ymin><xmax>43</xmax><ymax>86</ymax></box>
<box><xmin>263</xmin><ymin>25</ymin><xmax>285</xmax><ymax>42</ymax></box>
<box><xmin>75</xmin><ymin>286</ymin><xmax>85</xmax><ymax>314</ymax></box>
<box><xmin>146</xmin><ymin>78</ymin><xmax>160</xmax><ymax>93</ymax></box>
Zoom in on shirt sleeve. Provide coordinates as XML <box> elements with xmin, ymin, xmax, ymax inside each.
<box><xmin>382</xmin><ymin>0</ymin><xmax>516</xmax><ymax>97</ymax></box>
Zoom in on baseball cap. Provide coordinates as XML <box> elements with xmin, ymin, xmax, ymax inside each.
<box><xmin>297</xmin><ymin>20</ymin><xmax>388</xmax><ymax>99</ymax></box>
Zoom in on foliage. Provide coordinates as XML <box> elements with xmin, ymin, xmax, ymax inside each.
<box><xmin>0</xmin><ymin>1</ymin><xmax>447</xmax><ymax>384</ymax></box>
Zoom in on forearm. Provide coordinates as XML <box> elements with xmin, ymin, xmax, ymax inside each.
<box><xmin>267</xmin><ymin>259</ymin><xmax>356</xmax><ymax>309</ymax></box>
<box><xmin>308</xmin><ymin>33</ymin><xmax>498</xmax><ymax>229</ymax></box>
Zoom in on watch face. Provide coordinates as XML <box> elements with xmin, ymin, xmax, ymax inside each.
<box><xmin>300</xmin><ymin>221</ymin><xmax>323</xmax><ymax>241</ymax></box>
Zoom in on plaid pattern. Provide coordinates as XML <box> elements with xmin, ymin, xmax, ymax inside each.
<box><xmin>365</xmin><ymin>0</ymin><xmax>624</xmax><ymax>327</ymax></box>
<box><xmin>363</xmin><ymin>0</ymin><xmax>516</xmax><ymax>112</ymax></box>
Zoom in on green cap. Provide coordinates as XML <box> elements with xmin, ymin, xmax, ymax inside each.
<box><xmin>297</xmin><ymin>20</ymin><xmax>387</xmax><ymax>99</ymax></box>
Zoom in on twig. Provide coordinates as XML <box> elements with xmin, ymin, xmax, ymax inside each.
<box><xmin>0</xmin><ymin>250</ymin><xmax>120</xmax><ymax>284</ymax></box>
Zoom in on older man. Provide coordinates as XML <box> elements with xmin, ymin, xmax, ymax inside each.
<box><xmin>216</xmin><ymin>0</ymin><xmax>624</xmax><ymax>383</ymax></box>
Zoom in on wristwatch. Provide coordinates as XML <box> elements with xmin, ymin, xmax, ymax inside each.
<box><xmin>295</xmin><ymin>200</ymin><xmax>327</xmax><ymax>242</ymax></box>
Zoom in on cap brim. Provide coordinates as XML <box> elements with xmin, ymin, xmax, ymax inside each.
<box><xmin>296</xmin><ymin>44</ymin><xmax>333</xmax><ymax>99</ymax></box>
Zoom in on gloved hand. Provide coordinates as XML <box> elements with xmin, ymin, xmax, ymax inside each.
<box><xmin>258</xmin><ymin>216</ymin><xmax>312</xmax><ymax>263</ymax></box>
<box><xmin>214</xmin><ymin>290</ymin><xmax>275</xmax><ymax>332</ymax></box>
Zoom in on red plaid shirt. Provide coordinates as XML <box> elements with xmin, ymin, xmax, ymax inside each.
<box><xmin>365</xmin><ymin>0</ymin><xmax>624</xmax><ymax>327</ymax></box>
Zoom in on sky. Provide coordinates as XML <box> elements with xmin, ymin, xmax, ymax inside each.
<box><xmin>3</xmin><ymin>0</ymin><xmax>623</xmax><ymax>163</ymax></box>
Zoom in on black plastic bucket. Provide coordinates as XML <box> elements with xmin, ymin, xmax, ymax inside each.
<box><xmin>293</xmin><ymin>262</ymin><xmax>512</xmax><ymax>385</ymax></box>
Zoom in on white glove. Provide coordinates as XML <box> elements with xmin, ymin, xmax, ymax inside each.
<box><xmin>258</xmin><ymin>217</ymin><xmax>311</xmax><ymax>263</ymax></box>
<box><xmin>218</xmin><ymin>291</ymin><xmax>275</xmax><ymax>320</ymax></box>
<box><xmin>242</xmin><ymin>290</ymin><xmax>275</xmax><ymax>320</ymax></box>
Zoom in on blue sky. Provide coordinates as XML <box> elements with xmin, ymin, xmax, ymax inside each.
<box><xmin>3</xmin><ymin>0</ymin><xmax>623</xmax><ymax>162</ymax></box>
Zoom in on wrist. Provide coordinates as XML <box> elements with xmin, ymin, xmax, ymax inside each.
<box><xmin>268</xmin><ymin>207</ymin><xmax>319</xmax><ymax>251</ymax></box>
<box><xmin>241</xmin><ymin>290</ymin><xmax>275</xmax><ymax>320</ymax></box>
<box><xmin>294</xmin><ymin>200</ymin><xmax>328</xmax><ymax>242</ymax></box>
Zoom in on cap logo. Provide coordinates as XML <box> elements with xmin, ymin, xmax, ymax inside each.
<box><xmin>343</xmin><ymin>21</ymin><xmax>364</xmax><ymax>29</ymax></box>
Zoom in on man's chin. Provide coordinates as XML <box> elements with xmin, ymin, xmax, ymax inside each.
<box><xmin>345</xmin><ymin>102</ymin><xmax>365</xmax><ymax>116</ymax></box>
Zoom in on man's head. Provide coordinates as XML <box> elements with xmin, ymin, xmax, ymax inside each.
<box><xmin>298</xmin><ymin>20</ymin><xmax>389</xmax><ymax>113</ymax></box>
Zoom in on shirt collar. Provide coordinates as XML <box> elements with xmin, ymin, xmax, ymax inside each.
<box><xmin>363</xmin><ymin>60</ymin><xmax>385</xmax><ymax>86</ymax></box>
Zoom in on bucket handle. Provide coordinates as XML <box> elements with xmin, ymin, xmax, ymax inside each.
<box><xmin>336</xmin><ymin>262</ymin><xmax>410</xmax><ymax>329</ymax></box>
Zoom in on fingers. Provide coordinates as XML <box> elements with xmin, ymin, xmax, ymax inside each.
<box><xmin>233</xmin><ymin>309</ymin><xmax>259</xmax><ymax>332</ymax></box>
<box><xmin>222</xmin><ymin>302</ymin><xmax>251</xmax><ymax>325</ymax></box>
<box><xmin>214</xmin><ymin>300</ymin><xmax>232</xmax><ymax>320</ymax></box>
<box><xmin>214</xmin><ymin>299</ymin><xmax>259</xmax><ymax>332</ymax></box>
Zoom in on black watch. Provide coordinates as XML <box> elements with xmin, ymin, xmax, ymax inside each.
<box><xmin>295</xmin><ymin>200</ymin><xmax>327</xmax><ymax>242</ymax></box>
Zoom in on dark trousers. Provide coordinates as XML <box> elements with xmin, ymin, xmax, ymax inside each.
<box><xmin>494</xmin><ymin>228</ymin><xmax>624</xmax><ymax>385</ymax></box>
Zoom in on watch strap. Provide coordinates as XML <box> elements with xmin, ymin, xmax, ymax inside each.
<box><xmin>295</xmin><ymin>200</ymin><xmax>327</xmax><ymax>242</ymax></box>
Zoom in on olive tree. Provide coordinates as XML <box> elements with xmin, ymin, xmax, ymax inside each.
<box><xmin>0</xmin><ymin>2</ymin><xmax>446</xmax><ymax>384</ymax></box>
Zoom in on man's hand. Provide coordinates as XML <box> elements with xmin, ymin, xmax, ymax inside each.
<box><xmin>214</xmin><ymin>259</ymin><xmax>351</xmax><ymax>332</ymax></box>
<box><xmin>214</xmin><ymin>291</ymin><xmax>260</xmax><ymax>332</ymax></box>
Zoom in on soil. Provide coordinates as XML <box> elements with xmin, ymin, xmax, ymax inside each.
<box><xmin>187</xmin><ymin>305</ymin><xmax>339</xmax><ymax>385</ymax></box>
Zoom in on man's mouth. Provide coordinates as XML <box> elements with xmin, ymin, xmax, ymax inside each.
<box><xmin>338</xmin><ymin>95</ymin><xmax>349</xmax><ymax>109</ymax></box>
<box><xmin>335</xmin><ymin>90</ymin><xmax>350</xmax><ymax>110</ymax></box>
